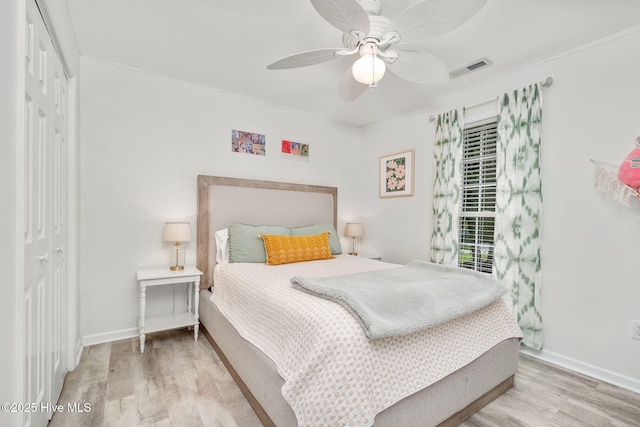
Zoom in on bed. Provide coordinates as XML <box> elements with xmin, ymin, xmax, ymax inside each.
<box><xmin>196</xmin><ymin>175</ymin><xmax>522</xmax><ymax>427</ymax></box>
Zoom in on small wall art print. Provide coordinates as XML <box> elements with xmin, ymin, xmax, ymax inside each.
<box><xmin>379</xmin><ymin>150</ymin><xmax>414</xmax><ymax>198</ymax></box>
<box><xmin>232</xmin><ymin>130</ymin><xmax>266</xmax><ymax>156</ymax></box>
<box><xmin>281</xmin><ymin>140</ymin><xmax>310</xmax><ymax>161</ymax></box>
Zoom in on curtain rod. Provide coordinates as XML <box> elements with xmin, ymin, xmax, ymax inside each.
<box><xmin>428</xmin><ymin>76</ymin><xmax>553</xmax><ymax>122</ymax></box>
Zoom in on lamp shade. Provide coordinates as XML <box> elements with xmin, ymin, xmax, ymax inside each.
<box><xmin>344</xmin><ymin>223</ymin><xmax>363</xmax><ymax>237</ymax></box>
<box><xmin>162</xmin><ymin>222</ymin><xmax>192</xmax><ymax>242</ymax></box>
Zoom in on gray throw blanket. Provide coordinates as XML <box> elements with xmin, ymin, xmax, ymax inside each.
<box><xmin>291</xmin><ymin>260</ymin><xmax>508</xmax><ymax>339</ymax></box>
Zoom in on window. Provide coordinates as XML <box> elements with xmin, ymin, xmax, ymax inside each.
<box><xmin>458</xmin><ymin>118</ymin><xmax>497</xmax><ymax>274</ymax></box>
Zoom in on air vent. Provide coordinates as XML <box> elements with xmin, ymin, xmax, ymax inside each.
<box><xmin>450</xmin><ymin>57</ymin><xmax>493</xmax><ymax>79</ymax></box>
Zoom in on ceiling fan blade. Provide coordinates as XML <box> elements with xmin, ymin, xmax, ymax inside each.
<box><xmin>267</xmin><ymin>48</ymin><xmax>345</xmax><ymax>70</ymax></box>
<box><xmin>310</xmin><ymin>0</ymin><xmax>370</xmax><ymax>35</ymax></box>
<box><xmin>339</xmin><ymin>67</ymin><xmax>368</xmax><ymax>102</ymax></box>
<box><xmin>391</xmin><ymin>0</ymin><xmax>486</xmax><ymax>44</ymax></box>
<box><xmin>388</xmin><ymin>50</ymin><xmax>449</xmax><ymax>84</ymax></box>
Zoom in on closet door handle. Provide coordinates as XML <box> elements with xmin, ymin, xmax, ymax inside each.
<box><xmin>55</xmin><ymin>246</ymin><xmax>64</xmax><ymax>254</ymax></box>
<box><xmin>38</xmin><ymin>253</ymin><xmax>49</xmax><ymax>263</ymax></box>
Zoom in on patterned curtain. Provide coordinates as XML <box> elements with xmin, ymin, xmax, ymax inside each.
<box><xmin>430</xmin><ymin>109</ymin><xmax>463</xmax><ymax>265</ymax></box>
<box><xmin>495</xmin><ymin>84</ymin><xmax>544</xmax><ymax>350</ymax></box>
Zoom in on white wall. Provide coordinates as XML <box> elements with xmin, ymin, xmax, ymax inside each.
<box><xmin>357</xmin><ymin>107</ymin><xmax>436</xmax><ymax>262</ymax></box>
<box><xmin>362</xmin><ymin>29</ymin><xmax>640</xmax><ymax>390</ymax></box>
<box><xmin>79</xmin><ymin>58</ymin><xmax>365</xmax><ymax>342</ymax></box>
<box><xmin>0</xmin><ymin>1</ymin><xmax>22</xmax><ymax>425</ymax></box>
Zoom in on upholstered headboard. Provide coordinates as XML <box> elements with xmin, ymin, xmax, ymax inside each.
<box><xmin>196</xmin><ymin>176</ymin><xmax>338</xmax><ymax>289</ymax></box>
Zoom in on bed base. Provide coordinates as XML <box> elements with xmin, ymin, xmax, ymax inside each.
<box><xmin>200</xmin><ymin>291</ymin><xmax>519</xmax><ymax>427</ymax></box>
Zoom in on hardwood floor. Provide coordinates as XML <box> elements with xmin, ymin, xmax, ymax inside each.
<box><xmin>461</xmin><ymin>355</ymin><xmax>640</xmax><ymax>427</ymax></box>
<box><xmin>49</xmin><ymin>329</ymin><xmax>261</xmax><ymax>427</ymax></box>
<box><xmin>50</xmin><ymin>329</ymin><xmax>640</xmax><ymax>426</ymax></box>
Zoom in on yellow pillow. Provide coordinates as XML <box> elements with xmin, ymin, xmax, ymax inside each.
<box><xmin>259</xmin><ymin>232</ymin><xmax>334</xmax><ymax>265</ymax></box>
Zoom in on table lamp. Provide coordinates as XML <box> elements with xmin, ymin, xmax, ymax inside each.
<box><xmin>344</xmin><ymin>223</ymin><xmax>363</xmax><ymax>256</ymax></box>
<box><xmin>162</xmin><ymin>222</ymin><xmax>192</xmax><ymax>270</ymax></box>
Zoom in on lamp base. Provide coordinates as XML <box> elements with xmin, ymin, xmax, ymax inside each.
<box><xmin>169</xmin><ymin>265</ymin><xmax>184</xmax><ymax>271</ymax></box>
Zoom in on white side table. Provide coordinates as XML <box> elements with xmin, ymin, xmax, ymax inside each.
<box><xmin>358</xmin><ymin>253</ymin><xmax>382</xmax><ymax>261</ymax></box>
<box><xmin>136</xmin><ymin>266</ymin><xmax>203</xmax><ymax>353</ymax></box>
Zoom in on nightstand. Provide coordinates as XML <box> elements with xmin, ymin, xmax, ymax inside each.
<box><xmin>136</xmin><ymin>266</ymin><xmax>203</xmax><ymax>353</ymax></box>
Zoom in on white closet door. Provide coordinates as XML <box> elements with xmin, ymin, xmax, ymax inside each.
<box><xmin>23</xmin><ymin>1</ymin><xmax>68</xmax><ymax>425</ymax></box>
<box><xmin>49</xmin><ymin>30</ymin><xmax>68</xmax><ymax>408</ymax></box>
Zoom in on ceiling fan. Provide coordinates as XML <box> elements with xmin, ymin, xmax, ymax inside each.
<box><xmin>267</xmin><ymin>0</ymin><xmax>487</xmax><ymax>102</ymax></box>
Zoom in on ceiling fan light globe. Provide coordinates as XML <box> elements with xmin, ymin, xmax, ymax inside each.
<box><xmin>352</xmin><ymin>55</ymin><xmax>386</xmax><ymax>85</ymax></box>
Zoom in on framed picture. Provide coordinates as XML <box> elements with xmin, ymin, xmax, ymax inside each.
<box><xmin>281</xmin><ymin>139</ymin><xmax>310</xmax><ymax>161</ymax></box>
<box><xmin>379</xmin><ymin>150</ymin><xmax>414</xmax><ymax>198</ymax></box>
<box><xmin>231</xmin><ymin>130</ymin><xmax>266</xmax><ymax>156</ymax></box>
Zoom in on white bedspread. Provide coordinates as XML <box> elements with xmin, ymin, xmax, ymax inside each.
<box><xmin>211</xmin><ymin>255</ymin><xmax>522</xmax><ymax>427</ymax></box>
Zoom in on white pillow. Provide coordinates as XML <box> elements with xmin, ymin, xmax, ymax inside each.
<box><xmin>215</xmin><ymin>228</ymin><xmax>230</xmax><ymax>264</ymax></box>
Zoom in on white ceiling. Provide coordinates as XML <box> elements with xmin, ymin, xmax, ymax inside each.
<box><xmin>65</xmin><ymin>0</ymin><xmax>640</xmax><ymax>127</ymax></box>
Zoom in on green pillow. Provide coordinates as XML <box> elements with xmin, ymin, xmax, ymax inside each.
<box><xmin>229</xmin><ymin>224</ymin><xmax>290</xmax><ymax>263</ymax></box>
<box><xmin>289</xmin><ymin>224</ymin><xmax>342</xmax><ymax>255</ymax></box>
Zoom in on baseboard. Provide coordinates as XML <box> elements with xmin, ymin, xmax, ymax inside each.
<box><xmin>520</xmin><ymin>347</ymin><xmax>640</xmax><ymax>394</ymax></box>
<box><xmin>82</xmin><ymin>327</ymin><xmax>139</xmax><ymax>347</ymax></box>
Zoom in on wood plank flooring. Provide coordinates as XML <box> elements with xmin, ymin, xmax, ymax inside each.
<box><xmin>461</xmin><ymin>353</ymin><xmax>640</xmax><ymax>427</ymax></box>
<box><xmin>50</xmin><ymin>329</ymin><xmax>640</xmax><ymax>426</ymax></box>
<box><xmin>49</xmin><ymin>329</ymin><xmax>261</xmax><ymax>427</ymax></box>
